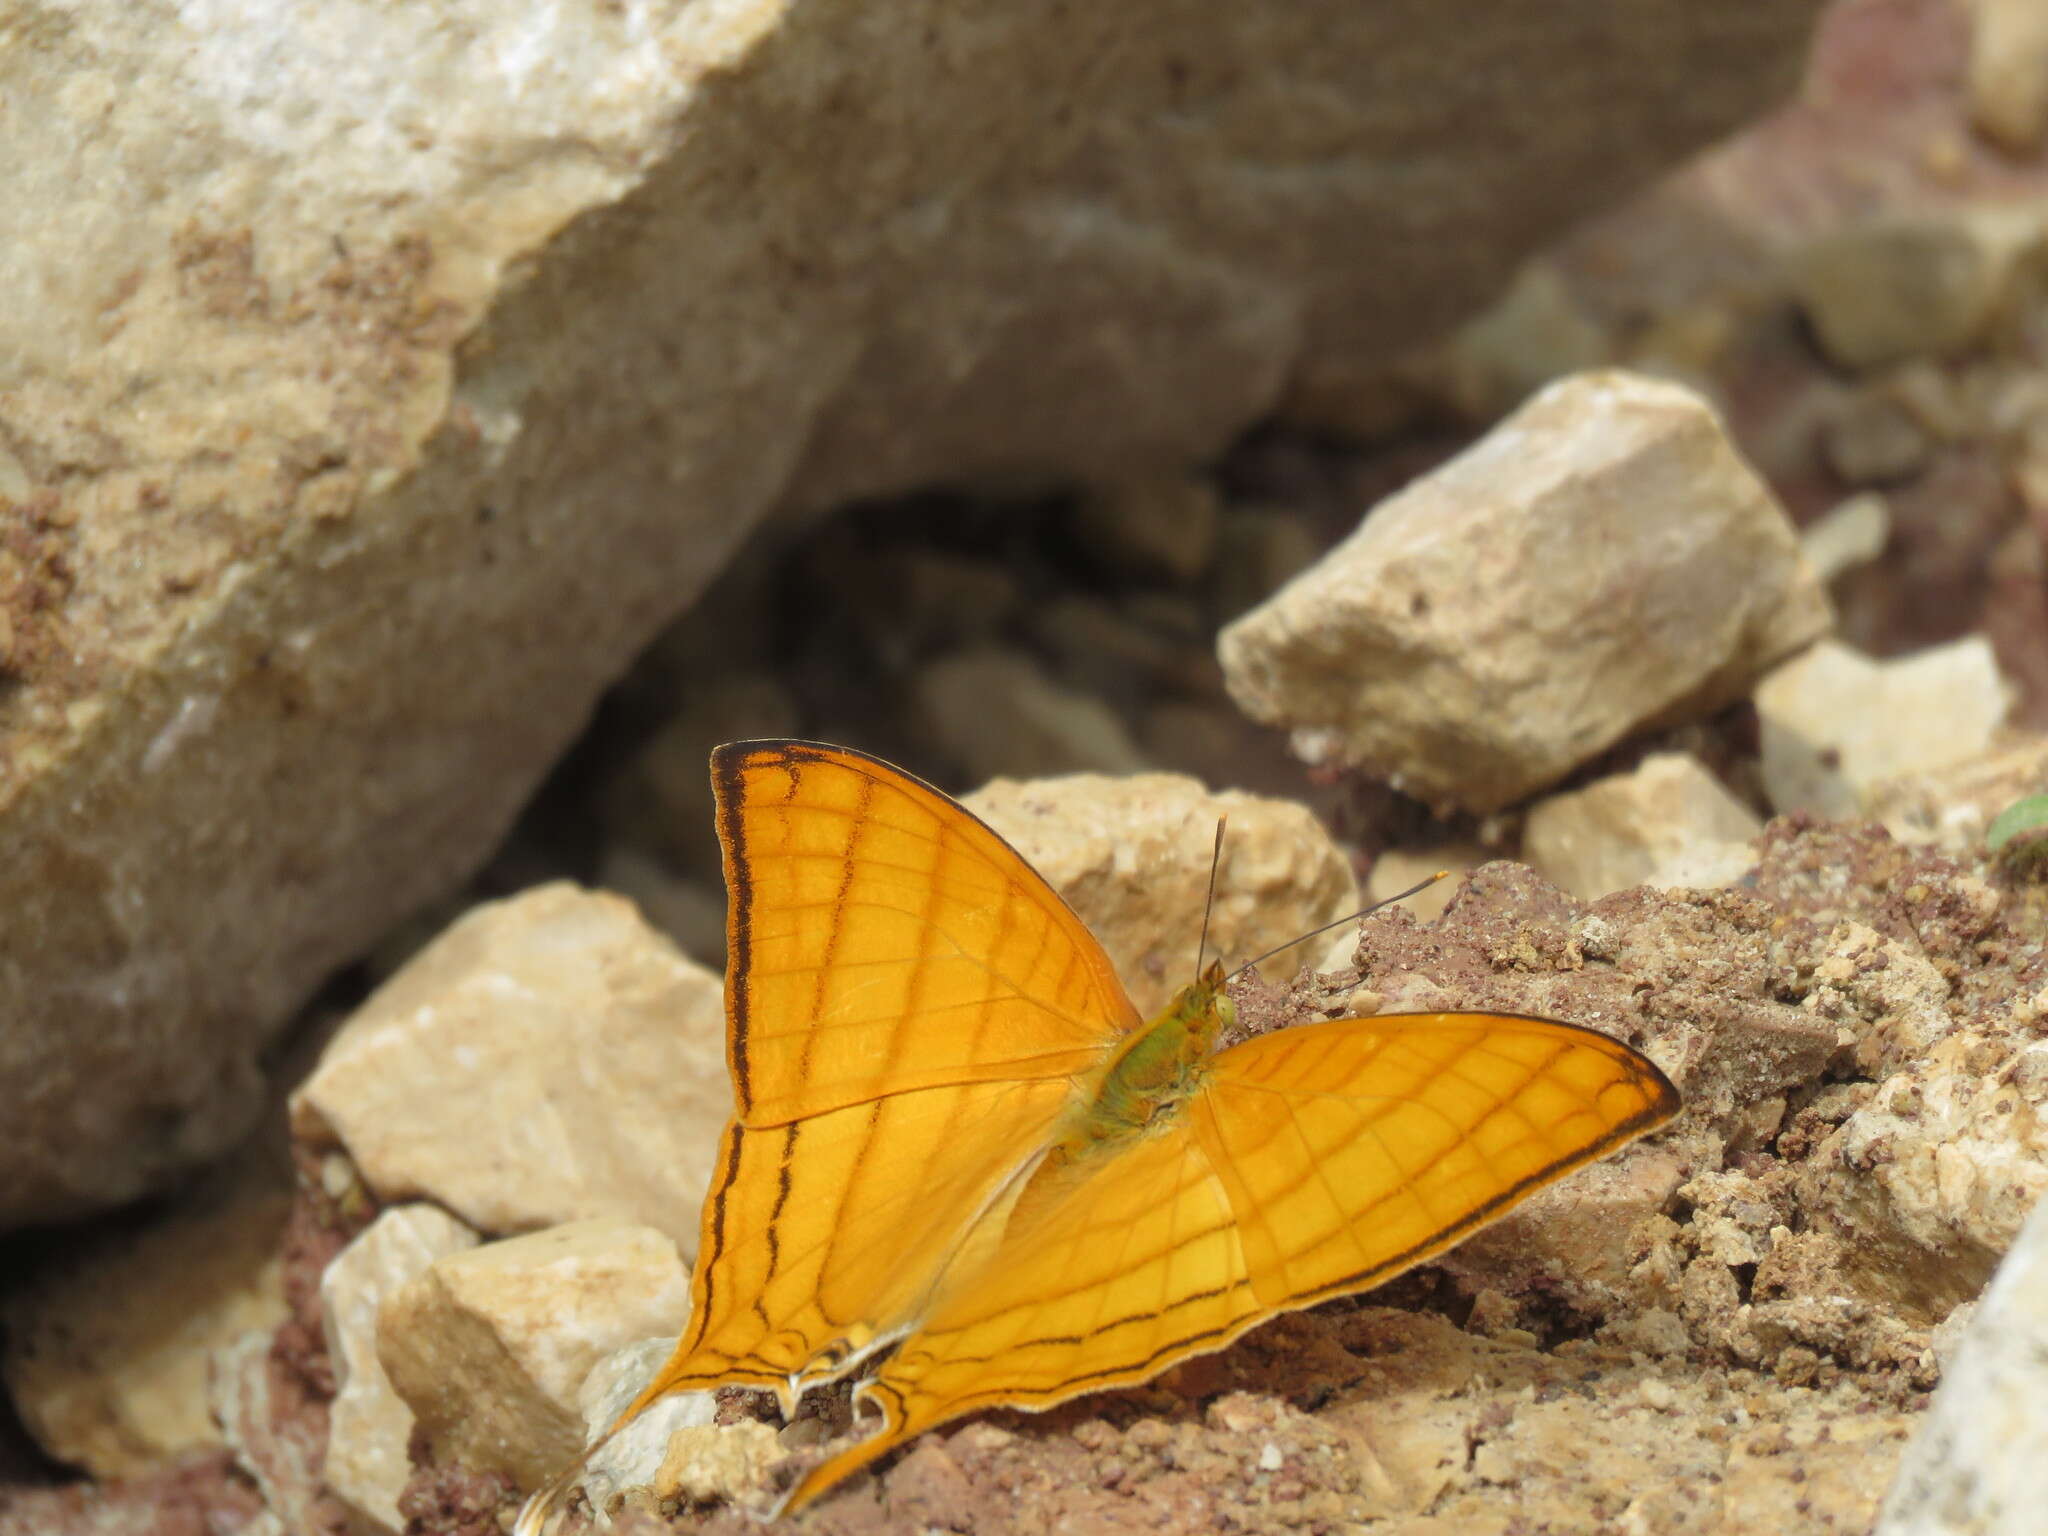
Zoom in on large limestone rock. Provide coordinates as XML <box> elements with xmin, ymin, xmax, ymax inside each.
<box><xmin>0</xmin><ymin>1</ymin><xmax>1826</xmax><ymax>1225</ymax></box>
<box><xmin>291</xmin><ymin>884</ymin><xmax>728</xmax><ymax>1253</ymax></box>
<box><xmin>1219</xmin><ymin>372</ymin><xmax>1830</xmax><ymax>812</ymax></box>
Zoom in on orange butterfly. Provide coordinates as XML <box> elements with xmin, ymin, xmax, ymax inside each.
<box><xmin>523</xmin><ymin>740</ymin><xmax>1678</xmax><ymax>1523</ymax></box>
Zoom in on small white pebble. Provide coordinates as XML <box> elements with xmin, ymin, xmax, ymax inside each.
<box><xmin>319</xmin><ymin>1151</ymin><xmax>354</xmax><ymax>1199</ymax></box>
<box><xmin>1639</xmin><ymin>1379</ymin><xmax>1676</xmax><ymax>1411</ymax></box>
<box><xmin>1258</xmin><ymin>1442</ymin><xmax>1284</xmax><ymax>1472</ymax></box>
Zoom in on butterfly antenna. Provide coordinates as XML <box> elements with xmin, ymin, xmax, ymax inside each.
<box><xmin>1196</xmin><ymin>816</ymin><xmax>1228</xmax><ymax>982</ymax></box>
<box><xmin>1223</xmin><ymin>870</ymin><xmax>1449</xmax><ymax>984</ymax></box>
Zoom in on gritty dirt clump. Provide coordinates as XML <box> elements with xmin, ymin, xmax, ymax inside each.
<box><xmin>395</xmin><ymin>1447</ymin><xmax>520</xmax><ymax>1536</ymax></box>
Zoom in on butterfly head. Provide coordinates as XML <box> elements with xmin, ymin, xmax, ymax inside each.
<box><xmin>1166</xmin><ymin>957</ymin><xmax>1234</xmax><ymax>1057</ymax></box>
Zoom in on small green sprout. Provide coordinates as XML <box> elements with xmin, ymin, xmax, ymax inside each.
<box><xmin>1987</xmin><ymin>794</ymin><xmax>2048</xmax><ymax>874</ymax></box>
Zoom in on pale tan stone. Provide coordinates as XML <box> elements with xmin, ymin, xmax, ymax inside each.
<box><xmin>1803</xmin><ymin>919</ymin><xmax>1968</xmax><ymax>1083</ymax></box>
<box><xmin>1810</xmin><ymin>1032</ymin><xmax>2048</xmax><ymax>1318</ymax></box>
<box><xmin>964</xmin><ymin>772</ymin><xmax>1356</xmax><ymax>1018</ymax></box>
<box><xmin>0</xmin><ymin>1137</ymin><xmax>291</xmax><ymax>1477</ymax></box>
<box><xmin>378</xmin><ymin>1220</ymin><xmax>690</xmax><ymax>1492</ymax></box>
<box><xmin>1426</xmin><ymin>262</ymin><xmax>1613</xmax><ymax>425</ymax></box>
<box><xmin>595</xmin><ymin>847</ymin><xmax>728</xmax><ymax>974</ymax></box>
<box><xmin>1969</xmin><ymin>0</ymin><xmax>2048</xmax><ymax>152</ymax></box>
<box><xmin>1866</xmin><ymin>730</ymin><xmax>2048</xmax><ymax>853</ymax></box>
<box><xmin>543</xmin><ymin>1336</ymin><xmax>721</xmax><ymax>1526</ymax></box>
<box><xmin>653</xmin><ymin>1420</ymin><xmax>784</xmax><ymax>1509</ymax></box>
<box><xmin>1820</xmin><ymin>396</ymin><xmax>1930</xmax><ymax>486</ymax></box>
<box><xmin>1219</xmin><ymin>371</ymin><xmax>1830</xmax><ymax>813</ymax></box>
<box><xmin>321</xmin><ymin>1204</ymin><xmax>482</xmax><ymax>1534</ymax></box>
<box><xmin>1757</xmin><ymin>639</ymin><xmax>2014</xmax><ymax>819</ymax></box>
<box><xmin>0</xmin><ymin>1</ymin><xmax>1830</xmax><ymax>1227</ymax></box>
<box><xmin>1523</xmin><ymin>753</ymin><xmax>1760</xmax><ymax>901</ymax></box>
<box><xmin>292</xmin><ymin>884</ymin><xmax>727</xmax><ymax>1252</ymax></box>
<box><xmin>212</xmin><ymin>1329</ymin><xmax>326</xmax><ymax>1536</ymax></box>
<box><xmin>1365</xmin><ymin>845</ymin><xmax>1487</xmax><ymax>925</ymax></box>
<box><xmin>1801</xmin><ymin>491</ymin><xmax>1893</xmax><ymax>582</ymax></box>
<box><xmin>1793</xmin><ymin>208</ymin><xmax>2048</xmax><ymax>370</ymax></box>
<box><xmin>1876</xmin><ymin>1183</ymin><xmax>2048</xmax><ymax>1535</ymax></box>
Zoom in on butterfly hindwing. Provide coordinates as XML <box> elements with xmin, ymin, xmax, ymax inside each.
<box><xmin>776</xmin><ymin>1111</ymin><xmax>1259</xmax><ymax>1510</ymax></box>
<box><xmin>644</xmin><ymin>1076</ymin><xmax>1076</xmax><ymax>1404</ymax></box>
<box><xmin>776</xmin><ymin>1009</ymin><xmax>1677</xmax><ymax>1511</ymax></box>
<box><xmin>1193</xmin><ymin>1011</ymin><xmax>1680</xmax><ymax>1307</ymax></box>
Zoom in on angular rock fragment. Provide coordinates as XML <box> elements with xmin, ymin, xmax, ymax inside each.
<box><xmin>1969</xmin><ymin>0</ymin><xmax>2048</xmax><ymax>152</ymax></box>
<box><xmin>291</xmin><ymin>884</ymin><xmax>727</xmax><ymax>1252</ymax></box>
<box><xmin>321</xmin><ymin>1204</ymin><xmax>482</xmax><ymax>1534</ymax></box>
<box><xmin>210</xmin><ymin>1330</ymin><xmax>330</xmax><ymax>1536</ymax></box>
<box><xmin>1756</xmin><ymin>638</ymin><xmax>2013</xmax><ymax>819</ymax></box>
<box><xmin>563</xmin><ymin>1337</ymin><xmax>723</xmax><ymax>1522</ymax></box>
<box><xmin>1219</xmin><ymin>371</ymin><xmax>1829</xmax><ymax>812</ymax></box>
<box><xmin>1800</xmin><ymin>491</ymin><xmax>1893</xmax><ymax>581</ymax></box>
<box><xmin>1805</xmin><ymin>1030</ymin><xmax>2048</xmax><ymax>1318</ymax></box>
<box><xmin>1523</xmin><ymin>753</ymin><xmax>1761</xmax><ymax>901</ymax></box>
<box><xmin>1875</xmin><ymin>1183</ymin><xmax>2048</xmax><ymax>1534</ymax></box>
<box><xmin>1792</xmin><ymin>208</ymin><xmax>2047</xmax><ymax>369</ymax></box>
<box><xmin>652</xmin><ymin>1421</ymin><xmax>784</xmax><ymax>1512</ymax></box>
<box><xmin>1866</xmin><ymin>731</ymin><xmax>2048</xmax><ymax>853</ymax></box>
<box><xmin>377</xmin><ymin>1220</ymin><xmax>689</xmax><ymax>1492</ymax></box>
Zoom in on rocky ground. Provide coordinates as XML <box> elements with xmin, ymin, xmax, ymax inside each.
<box><xmin>7</xmin><ymin>1</ymin><xmax>2048</xmax><ymax>1534</ymax></box>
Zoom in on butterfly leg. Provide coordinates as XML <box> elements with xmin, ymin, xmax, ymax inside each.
<box><xmin>772</xmin><ymin>1380</ymin><xmax>919</xmax><ymax>1516</ymax></box>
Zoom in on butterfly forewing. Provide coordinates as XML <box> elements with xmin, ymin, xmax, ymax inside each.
<box><xmin>715</xmin><ymin>742</ymin><xmax>1139</xmax><ymax>1125</ymax></box>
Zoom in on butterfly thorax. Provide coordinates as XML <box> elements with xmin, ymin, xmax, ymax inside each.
<box><xmin>1053</xmin><ymin>961</ymin><xmax>1232</xmax><ymax>1162</ymax></box>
